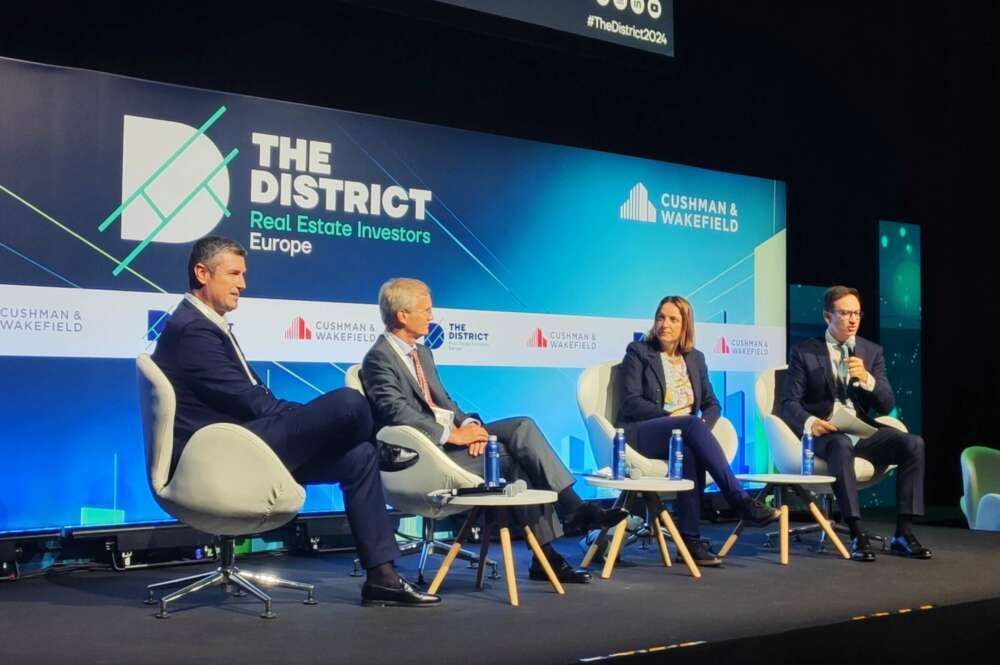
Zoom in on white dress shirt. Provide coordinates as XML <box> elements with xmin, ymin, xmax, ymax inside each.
<box><xmin>803</xmin><ymin>330</ymin><xmax>876</xmax><ymax>440</ymax></box>
<box><xmin>383</xmin><ymin>331</ymin><xmax>477</xmax><ymax>444</ymax></box>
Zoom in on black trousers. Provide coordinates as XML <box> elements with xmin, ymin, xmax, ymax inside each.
<box><xmin>813</xmin><ymin>426</ymin><xmax>925</xmax><ymax>520</ymax></box>
<box><xmin>245</xmin><ymin>388</ymin><xmax>400</xmax><ymax>569</ymax></box>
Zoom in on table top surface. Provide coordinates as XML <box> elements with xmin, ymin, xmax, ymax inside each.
<box><xmin>581</xmin><ymin>475</ymin><xmax>696</xmax><ymax>491</ymax></box>
<box><xmin>735</xmin><ymin>473</ymin><xmax>836</xmax><ymax>484</ymax></box>
<box><xmin>427</xmin><ymin>488</ymin><xmax>557</xmax><ymax>506</ymax></box>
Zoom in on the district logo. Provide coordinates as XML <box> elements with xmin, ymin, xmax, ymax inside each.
<box><xmin>620</xmin><ymin>182</ymin><xmax>657</xmax><ymax>223</ymax></box>
<box><xmin>285</xmin><ymin>316</ymin><xmax>314</xmax><ymax>340</ymax></box>
<box><xmin>527</xmin><ymin>328</ymin><xmax>549</xmax><ymax>348</ymax></box>
<box><xmin>423</xmin><ymin>322</ymin><xmax>445</xmax><ymax>349</ymax></box>
<box><xmin>98</xmin><ymin>106</ymin><xmax>238</xmax><ymax>276</ymax></box>
<box><xmin>147</xmin><ymin>310</ymin><xmax>171</xmax><ymax>342</ymax></box>
<box><xmin>713</xmin><ymin>336</ymin><xmax>731</xmax><ymax>354</ymax></box>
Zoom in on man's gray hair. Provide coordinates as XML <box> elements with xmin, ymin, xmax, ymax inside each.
<box><xmin>188</xmin><ymin>236</ymin><xmax>246</xmax><ymax>290</ymax></box>
<box><xmin>378</xmin><ymin>278</ymin><xmax>430</xmax><ymax>329</ymax></box>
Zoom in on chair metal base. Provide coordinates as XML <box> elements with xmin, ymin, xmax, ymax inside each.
<box><xmin>352</xmin><ymin>518</ymin><xmax>499</xmax><ymax>584</ymax></box>
<box><xmin>145</xmin><ymin>537</ymin><xmax>316</xmax><ymax>619</ymax></box>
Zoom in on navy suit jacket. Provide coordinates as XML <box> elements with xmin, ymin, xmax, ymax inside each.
<box><xmin>151</xmin><ymin>299</ymin><xmax>295</xmax><ymax>470</ymax></box>
<box><xmin>614</xmin><ymin>340</ymin><xmax>721</xmax><ymax>446</ymax></box>
<box><xmin>779</xmin><ymin>335</ymin><xmax>895</xmax><ymax>438</ymax></box>
<box><xmin>361</xmin><ymin>334</ymin><xmax>472</xmax><ymax>444</ymax></box>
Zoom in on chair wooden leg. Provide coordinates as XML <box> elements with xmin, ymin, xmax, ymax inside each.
<box><xmin>499</xmin><ymin>527</ymin><xmax>519</xmax><ymax>607</ymax></box>
<box><xmin>807</xmin><ymin>501</ymin><xmax>851</xmax><ymax>559</ymax></box>
<box><xmin>523</xmin><ymin>526</ymin><xmax>565</xmax><ymax>595</ymax></box>
<box><xmin>427</xmin><ymin>508</ymin><xmax>480</xmax><ymax>594</ymax></box>
<box><xmin>658</xmin><ymin>510</ymin><xmax>701</xmax><ymax>579</ymax></box>
<box><xmin>600</xmin><ymin>518</ymin><xmax>629</xmax><ymax>579</ymax></box>
<box><xmin>779</xmin><ymin>505</ymin><xmax>789</xmax><ymax>565</ymax></box>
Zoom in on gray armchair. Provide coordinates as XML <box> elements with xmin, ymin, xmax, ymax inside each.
<box><xmin>136</xmin><ymin>354</ymin><xmax>316</xmax><ymax>618</ymax></box>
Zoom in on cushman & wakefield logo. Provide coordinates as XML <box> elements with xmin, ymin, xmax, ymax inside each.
<box><xmin>285</xmin><ymin>316</ymin><xmax>313</xmax><ymax>340</ymax></box>
<box><xmin>619</xmin><ymin>182</ymin><xmax>740</xmax><ymax>234</ymax></box>
<box><xmin>714</xmin><ymin>335</ymin><xmax>769</xmax><ymax>357</ymax></box>
<box><xmin>528</xmin><ymin>328</ymin><xmax>597</xmax><ymax>350</ymax></box>
<box><xmin>0</xmin><ymin>306</ymin><xmax>83</xmax><ymax>333</ymax></box>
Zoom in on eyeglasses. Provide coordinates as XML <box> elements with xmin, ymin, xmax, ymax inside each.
<box><xmin>832</xmin><ymin>309</ymin><xmax>863</xmax><ymax>320</ymax></box>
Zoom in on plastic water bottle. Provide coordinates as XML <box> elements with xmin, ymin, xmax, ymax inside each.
<box><xmin>613</xmin><ymin>428</ymin><xmax>627</xmax><ymax>480</ymax></box>
<box><xmin>485</xmin><ymin>435</ymin><xmax>500</xmax><ymax>488</ymax></box>
<box><xmin>801</xmin><ymin>432</ymin><xmax>815</xmax><ymax>476</ymax></box>
<box><xmin>668</xmin><ymin>429</ymin><xmax>684</xmax><ymax>480</ymax></box>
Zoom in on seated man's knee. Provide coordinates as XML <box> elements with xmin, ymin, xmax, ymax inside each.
<box><xmin>903</xmin><ymin>434</ymin><xmax>925</xmax><ymax>457</ymax></box>
<box><xmin>825</xmin><ymin>434</ymin><xmax>854</xmax><ymax>457</ymax></box>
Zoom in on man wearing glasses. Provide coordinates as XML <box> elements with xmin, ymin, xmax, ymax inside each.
<box><xmin>780</xmin><ymin>286</ymin><xmax>931</xmax><ymax>562</ymax></box>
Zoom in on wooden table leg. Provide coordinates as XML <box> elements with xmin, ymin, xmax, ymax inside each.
<box><xmin>427</xmin><ymin>508</ymin><xmax>481</xmax><ymax>595</ymax></box>
<box><xmin>476</xmin><ymin>518</ymin><xmax>494</xmax><ymax>591</ymax></box>
<box><xmin>523</xmin><ymin>526</ymin><xmax>565</xmax><ymax>595</ymax></box>
<box><xmin>600</xmin><ymin>518</ymin><xmax>629</xmax><ymax>579</ymax></box>
<box><xmin>642</xmin><ymin>494</ymin><xmax>671</xmax><ymax>568</ymax></box>
<box><xmin>807</xmin><ymin>501</ymin><xmax>851</xmax><ymax>559</ymax></box>
<box><xmin>581</xmin><ymin>492</ymin><xmax>628</xmax><ymax>568</ymax></box>
<box><xmin>581</xmin><ymin>524</ymin><xmax>611</xmax><ymax>568</ymax></box>
<box><xmin>719</xmin><ymin>484</ymin><xmax>770</xmax><ymax>558</ymax></box>
<box><xmin>658</xmin><ymin>509</ymin><xmax>701</xmax><ymax>579</ymax></box>
<box><xmin>779</xmin><ymin>505</ymin><xmax>789</xmax><ymax>565</ymax></box>
<box><xmin>499</xmin><ymin>527</ymin><xmax>519</xmax><ymax>607</ymax></box>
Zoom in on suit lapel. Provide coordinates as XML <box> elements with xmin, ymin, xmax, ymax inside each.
<box><xmin>380</xmin><ymin>335</ymin><xmax>432</xmax><ymax>407</ymax></box>
<box><xmin>683</xmin><ymin>352</ymin><xmax>702</xmax><ymax>409</ymax></box>
<box><xmin>815</xmin><ymin>337</ymin><xmax>837</xmax><ymax>399</ymax></box>
<box><xmin>647</xmin><ymin>344</ymin><xmax>666</xmax><ymax>394</ymax></box>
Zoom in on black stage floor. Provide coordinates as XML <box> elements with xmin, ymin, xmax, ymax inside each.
<box><xmin>2</xmin><ymin>517</ymin><xmax>999</xmax><ymax>665</ymax></box>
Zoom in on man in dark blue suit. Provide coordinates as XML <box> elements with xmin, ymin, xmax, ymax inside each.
<box><xmin>152</xmin><ymin>236</ymin><xmax>439</xmax><ymax>606</ymax></box>
<box><xmin>781</xmin><ymin>285</ymin><xmax>931</xmax><ymax>561</ymax></box>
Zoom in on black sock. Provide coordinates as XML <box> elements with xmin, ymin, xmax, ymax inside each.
<box><xmin>846</xmin><ymin>517</ymin><xmax>863</xmax><ymax>539</ymax></box>
<box><xmin>366</xmin><ymin>562</ymin><xmax>400</xmax><ymax>587</ymax></box>
<box><xmin>556</xmin><ymin>487</ymin><xmax>585</xmax><ymax>518</ymax></box>
<box><xmin>896</xmin><ymin>514</ymin><xmax>913</xmax><ymax>537</ymax></box>
<box><xmin>539</xmin><ymin>543</ymin><xmax>563</xmax><ymax>563</ymax></box>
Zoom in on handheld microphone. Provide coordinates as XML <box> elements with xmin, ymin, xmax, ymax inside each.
<box><xmin>846</xmin><ymin>340</ymin><xmax>860</xmax><ymax>388</ymax></box>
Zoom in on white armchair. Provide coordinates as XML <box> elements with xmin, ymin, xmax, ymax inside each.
<box><xmin>754</xmin><ymin>365</ymin><xmax>903</xmax><ymax>545</ymax></box>
<box><xmin>576</xmin><ymin>361</ymin><xmax>740</xmax><ymax>481</ymax></box>
<box><xmin>344</xmin><ymin>364</ymin><xmax>495</xmax><ymax>583</ymax></box>
<box><xmin>136</xmin><ymin>354</ymin><xmax>315</xmax><ymax>619</ymax></box>
<box><xmin>960</xmin><ymin>446</ymin><xmax>1000</xmax><ymax>531</ymax></box>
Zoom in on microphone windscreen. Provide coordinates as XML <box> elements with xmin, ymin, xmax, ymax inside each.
<box><xmin>503</xmin><ymin>479</ymin><xmax>528</xmax><ymax>497</ymax></box>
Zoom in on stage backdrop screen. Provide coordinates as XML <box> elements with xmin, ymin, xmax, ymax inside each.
<box><xmin>0</xmin><ymin>57</ymin><xmax>785</xmax><ymax>532</ymax></box>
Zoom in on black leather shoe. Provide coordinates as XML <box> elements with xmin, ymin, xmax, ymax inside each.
<box><xmin>889</xmin><ymin>533</ymin><xmax>933</xmax><ymax>559</ymax></box>
<box><xmin>737</xmin><ymin>498</ymin><xmax>781</xmax><ymax>527</ymax></box>
<box><xmin>564</xmin><ymin>503</ymin><xmax>629</xmax><ymax>533</ymax></box>
<box><xmin>850</xmin><ymin>533</ymin><xmax>877</xmax><ymax>562</ymax></box>
<box><xmin>529</xmin><ymin>555</ymin><xmax>592</xmax><ymax>583</ymax></box>
<box><xmin>361</xmin><ymin>576</ymin><xmax>441</xmax><ymax>607</ymax></box>
<box><xmin>378</xmin><ymin>444</ymin><xmax>419</xmax><ymax>472</ymax></box>
<box><xmin>677</xmin><ymin>538</ymin><xmax>723</xmax><ymax>567</ymax></box>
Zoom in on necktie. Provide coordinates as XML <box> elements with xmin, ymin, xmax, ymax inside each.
<box><xmin>837</xmin><ymin>342</ymin><xmax>850</xmax><ymax>399</ymax></box>
<box><xmin>409</xmin><ymin>349</ymin><xmax>436</xmax><ymax>407</ymax></box>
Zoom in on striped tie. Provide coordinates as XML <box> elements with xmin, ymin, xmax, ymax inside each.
<box><xmin>409</xmin><ymin>349</ymin><xmax>436</xmax><ymax>407</ymax></box>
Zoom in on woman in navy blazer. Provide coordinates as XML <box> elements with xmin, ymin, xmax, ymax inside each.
<box><xmin>615</xmin><ymin>296</ymin><xmax>777</xmax><ymax>565</ymax></box>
